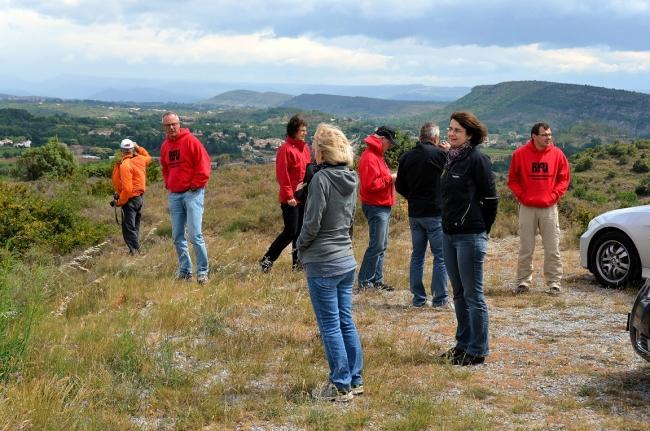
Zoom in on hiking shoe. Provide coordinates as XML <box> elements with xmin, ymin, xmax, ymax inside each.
<box><xmin>197</xmin><ymin>274</ymin><xmax>209</xmax><ymax>285</ymax></box>
<box><xmin>374</xmin><ymin>282</ymin><xmax>395</xmax><ymax>292</ymax></box>
<box><xmin>515</xmin><ymin>284</ymin><xmax>529</xmax><ymax>294</ymax></box>
<box><xmin>259</xmin><ymin>256</ymin><xmax>273</xmax><ymax>273</ymax></box>
<box><xmin>175</xmin><ymin>272</ymin><xmax>192</xmax><ymax>281</ymax></box>
<box><xmin>432</xmin><ymin>301</ymin><xmax>454</xmax><ymax>311</ymax></box>
<box><xmin>440</xmin><ymin>346</ymin><xmax>465</xmax><ymax>362</ymax></box>
<box><xmin>453</xmin><ymin>352</ymin><xmax>485</xmax><ymax>366</ymax></box>
<box><xmin>354</xmin><ymin>282</ymin><xmax>374</xmax><ymax>293</ymax></box>
<box><xmin>311</xmin><ymin>382</ymin><xmax>353</xmax><ymax>402</ymax></box>
<box><xmin>351</xmin><ymin>384</ymin><xmax>364</xmax><ymax>395</ymax></box>
<box><xmin>546</xmin><ymin>286</ymin><xmax>561</xmax><ymax>296</ymax></box>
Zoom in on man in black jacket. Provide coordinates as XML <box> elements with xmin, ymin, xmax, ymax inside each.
<box><xmin>396</xmin><ymin>122</ymin><xmax>451</xmax><ymax>308</ymax></box>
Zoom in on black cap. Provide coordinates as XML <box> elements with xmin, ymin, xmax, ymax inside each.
<box><xmin>375</xmin><ymin>126</ymin><xmax>397</xmax><ymax>146</ymax></box>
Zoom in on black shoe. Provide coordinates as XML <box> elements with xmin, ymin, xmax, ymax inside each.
<box><xmin>439</xmin><ymin>346</ymin><xmax>465</xmax><ymax>362</ymax></box>
<box><xmin>452</xmin><ymin>352</ymin><xmax>485</xmax><ymax>366</ymax></box>
<box><xmin>374</xmin><ymin>282</ymin><xmax>395</xmax><ymax>292</ymax></box>
<box><xmin>259</xmin><ymin>256</ymin><xmax>273</xmax><ymax>273</ymax></box>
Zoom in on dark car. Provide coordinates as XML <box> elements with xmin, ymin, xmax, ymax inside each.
<box><xmin>627</xmin><ymin>278</ymin><xmax>650</xmax><ymax>362</ymax></box>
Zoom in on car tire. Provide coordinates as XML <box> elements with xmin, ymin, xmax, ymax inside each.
<box><xmin>590</xmin><ymin>231</ymin><xmax>641</xmax><ymax>288</ymax></box>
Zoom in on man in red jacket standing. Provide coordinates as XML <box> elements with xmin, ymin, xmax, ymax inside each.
<box><xmin>508</xmin><ymin>122</ymin><xmax>571</xmax><ymax>295</ymax></box>
<box><xmin>357</xmin><ymin>126</ymin><xmax>398</xmax><ymax>292</ymax></box>
<box><xmin>160</xmin><ymin>112</ymin><xmax>212</xmax><ymax>285</ymax></box>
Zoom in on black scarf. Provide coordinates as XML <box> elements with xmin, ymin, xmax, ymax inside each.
<box><xmin>446</xmin><ymin>143</ymin><xmax>472</xmax><ymax>168</ymax></box>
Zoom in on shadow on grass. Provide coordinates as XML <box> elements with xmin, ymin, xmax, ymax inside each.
<box><xmin>578</xmin><ymin>366</ymin><xmax>650</xmax><ymax>411</ymax></box>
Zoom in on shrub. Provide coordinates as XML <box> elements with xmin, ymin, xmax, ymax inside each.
<box><xmin>632</xmin><ymin>159</ymin><xmax>650</xmax><ymax>173</ymax></box>
<box><xmin>384</xmin><ymin>130</ymin><xmax>416</xmax><ymax>169</ymax></box>
<box><xmin>634</xmin><ymin>140</ymin><xmax>650</xmax><ymax>150</ymax></box>
<box><xmin>616</xmin><ymin>191</ymin><xmax>638</xmax><ymax>205</ymax></box>
<box><xmin>13</xmin><ymin>137</ymin><xmax>77</xmax><ymax>181</ymax></box>
<box><xmin>0</xmin><ymin>181</ymin><xmax>109</xmax><ymax>254</ymax></box>
<box><xmin>605</xmin><ymin>171</ymin><xmax>616</xmax><ymax>180</ymax></box>
<box><xmin>573</xmin><ymin>157</ymin><xmax>593</xmax><ymax>172</ymax></box>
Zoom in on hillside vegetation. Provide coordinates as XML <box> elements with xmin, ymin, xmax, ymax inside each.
<box><xmin>1</xmin><ymin>140</ymin><xmax>650</xmax><ymax>429</ymax></box>
<box><xmin>443</xmin><ymin>81</ymin><xmax>650</xmax><ymax>137</ymax></box>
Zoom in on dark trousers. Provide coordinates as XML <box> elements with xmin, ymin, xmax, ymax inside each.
<box><xmin>121</xmin><ymin>195</ymin><xmax>143</xmax><ymax>253</ymax></box>
<box><xmin>264</xmin><ymin>203</ymin><xmax>304</xmax><ymax>265</ymax></box>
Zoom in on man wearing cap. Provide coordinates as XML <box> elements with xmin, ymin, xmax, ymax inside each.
<box><xmin>508</xmin><ymin>122</ymin><xmax>571</xmax><ymax>296</ymax></box>
<box><xmin>357</xmin><ymin>126</ymin><xmax>398</xmax><ymax>292</ymax></box>
<box><xmin>111</xmin><ymin>138</ymin><xmax>152</xmax><ymax>255</ymax></box>
<box><xmin>160</xmin><ymin>112</ymin><xmax>212</xmax><ymax>284</ymax></box>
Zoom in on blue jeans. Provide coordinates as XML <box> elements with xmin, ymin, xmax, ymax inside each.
<box><xmin>358</xmin><ymin>204</ymin><xmax>391</xmax><ymax>287</ymax></box>
<box><xmin>443</xmin><ymin>232</ymin><xmax>489</xmax><ymax>357</ymax></box>
<box><xmin>307</xmin><ymin>269</ymin><xmax>363</xmax><ymax>390</ymax></box>
<box><xmin>409</xmin><ymin>216</ymin><xmax>448</xmax><ymax>306</ymax></box>
<box><xmin>168</xmin><ymin>188</ymin><xmax>209</xmax><ymax>277</ymax></box>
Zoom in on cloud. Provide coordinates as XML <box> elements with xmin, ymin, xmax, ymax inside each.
<box><xmin>0</xmin><ymin>8</ymin><xmax>389</xmax><ymax>72</ymax></box>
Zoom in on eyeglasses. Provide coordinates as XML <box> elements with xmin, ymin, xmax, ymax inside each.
<box><xmin>447</xmin><ymin>127</ymin><xmax>465</xmax><ymax>134</ymax></box>
<box><xmin>163</xmin><ymin>122</ymin><xmax>180</xmax><ymax>129</ymax></box>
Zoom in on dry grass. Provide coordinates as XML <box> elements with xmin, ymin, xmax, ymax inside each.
<box><xmin>1</xmin><ymin>164</ymin><xmax>649</xmax><ymax>430</ymax></box>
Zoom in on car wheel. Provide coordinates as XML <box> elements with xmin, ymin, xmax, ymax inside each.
<box><xmin>590</xmin><ymin>231</ymin><xmax>641</xmax><ymax>288</ymax></box>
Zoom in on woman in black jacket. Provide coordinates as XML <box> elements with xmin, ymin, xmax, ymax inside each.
<box><xmin>440</xmin><ymin>111</ymin><xmax>498</xmax><ymax>366</ymax></box>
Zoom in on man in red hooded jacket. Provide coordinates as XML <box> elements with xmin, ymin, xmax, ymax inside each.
<box><xmin>357</xmin><ymin>126</ymin><xmax>398</xmax><ymax>292</ymax></box>
<box><xmin>508</xmin><ymin>122</ymin><xmax>571</xmax><ymax>295</ymax></box>
<box><xmin>160</xmin><ymin>112</ymin><xmax>212</xmax><ymax>285</ymax></box>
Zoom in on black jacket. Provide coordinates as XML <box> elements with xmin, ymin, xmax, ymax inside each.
<box><xmin>395</xmin><ymin>141</ymin><xmax>446</xmax><ymax>217</ymax></box>
<box><xmin>441</xmin><ymin>146</ymin><xmax>498</xmax><ymax>234</ymax></box>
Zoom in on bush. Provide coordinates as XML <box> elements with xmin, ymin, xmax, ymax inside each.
<box><xmin>573</xmin><ymin>157</ymin><xmax>593</xmax><ymax>172</ymax></box>
<box><xmin>0</xmin><ymin>181</ymin><xmax>109</xmax><ymax>254</ymax></box>
<box><xmin>13</xmin><ymin>137</ymin><xmax>78</xmax><ymax>180</ymax></box>
<box><xmin>632</xmin><ymin>159</ymin><xmax>650</xmax><ymax>173</ymax></box>
<box><xmin>616</xmin><ymin>191</ymin><xmax>638</xmax><ymax>205</ymax></box>
<box><xmin>383</xmin><ymin>130</ymin><xmax>416</xmax><ymax>169</ymax></box>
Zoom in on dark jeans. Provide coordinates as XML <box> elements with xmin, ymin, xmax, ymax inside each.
<box><xmin>121</xmin><ymin>195</ymin><xmax>143</xmax><ymax>253</ymax></box>
<box><xmin>264</xmin><ymin>203</ymin><xmax>304</xmax><ymax>265</ymax></box>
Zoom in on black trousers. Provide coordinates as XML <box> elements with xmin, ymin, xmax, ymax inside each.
<box><xmin>121</xmin><ymin>195</ymin><xmax>143</xmax><ymax>253</ymax></box>
<box><xmin>264</xmin><ymin>202</ymin><xmax>304</xmax><ymax>265</ymax></box>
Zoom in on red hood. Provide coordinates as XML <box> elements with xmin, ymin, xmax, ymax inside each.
<box><xmin>167</xmin><ymin>127</ymin><xmax>191</xmax><ymax>142</ymax></box>
<box><xmin>364</xmin><ymin>135</ymin><xmax>385</xmax><ymax>155</ymax></box>
<box><xmin>526</xmin><ymin>139</ymin><xmax>554</xmax><ymax>153</ymax></box>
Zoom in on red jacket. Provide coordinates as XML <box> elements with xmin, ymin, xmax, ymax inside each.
<box><xmin>111</xmin><ymin>146</ymin><xmax>152</xmax><ymax>206</ymax></box>
<box><xmin>160</xmin><ymin>128</ymin><xmax>211</xmax><ymax>193</ymax></box>
<box><xmin>507</xmin><ymin>139</ymin><xmax>571</xmax><ymax>208</ymax></box>
<box><xmin>358</xmin><ymin>135</ymin><xmax>395</xmax><ymax>207</ymax></box>
<box><xmin>275</xmin><ymin>136</ymin><xmax>311</xmax><ymax>203</ymax></box>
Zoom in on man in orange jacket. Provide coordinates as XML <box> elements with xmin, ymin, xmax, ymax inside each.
<box><xmin>111</xmin><ymin>138</ymin><xmax>152</xmax><ymax>254</ymax></box>
<box><xmin>508</xmin><ymin>122</ymin><xmax>571</xmax><ymax>295</ymax></box>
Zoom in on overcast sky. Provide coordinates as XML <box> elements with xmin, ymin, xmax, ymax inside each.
<box><xmin>2</xmin><ymin>0</ymin><xmax>650</xmax><ymax>91</ymax></box>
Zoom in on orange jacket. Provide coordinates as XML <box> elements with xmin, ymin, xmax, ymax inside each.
<box><xmin>111</xmin><ymin>146</ymin><xmax>152</xmax><ymax>206</ymax></box>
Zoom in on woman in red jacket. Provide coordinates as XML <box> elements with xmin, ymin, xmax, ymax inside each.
<box><xmin>260</xmin><ymin>114</ymin><xmax>311</xmax><ymax>272</ymax></box>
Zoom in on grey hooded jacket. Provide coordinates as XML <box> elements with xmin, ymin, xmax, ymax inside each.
<box><xmin>296</xmin><ymin>165</ymin><xmax>358</xmax><ymax>264</ymax></box>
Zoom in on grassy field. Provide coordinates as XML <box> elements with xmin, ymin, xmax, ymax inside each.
<box><xmin>1</xmin><ymin>160</ymin><xmax>649</xmax><ymax>430</ymax></box>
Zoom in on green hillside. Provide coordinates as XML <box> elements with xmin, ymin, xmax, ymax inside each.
<box><xmin>201</xmin><ymin>90</ymin><xmax>293</xmax><ymax>108</ymax></box>
<box><xmin>443</xmin><ymin>81</ymin><xmax>650</xmax><ymax>137</ymax></box>
<box><xmin>282</xmin><ymin>93</ymin><xmax>445</xmax><ymax>118</ymax></box>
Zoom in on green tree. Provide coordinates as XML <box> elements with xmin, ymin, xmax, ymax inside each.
<box><xmin>13</xmin><ymin>137</ymin><xmax>77</xmax><ymax>180</ymax></box>
<box><xmin>384</xmin><ymin>130</ymin><xmax>417</xmax><ymax>169</ymax></box>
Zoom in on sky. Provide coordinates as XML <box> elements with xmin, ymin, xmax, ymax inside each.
<box><xmin>2</xmin><ymin>0</ymin><xmax>650</xmax><ymax>93</ymax></box>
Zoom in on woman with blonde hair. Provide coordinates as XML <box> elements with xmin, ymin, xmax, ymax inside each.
<box><xmin>296</xmin><ymin>123</ymin><xmax>363</xmax><ymax>402</ymax></box>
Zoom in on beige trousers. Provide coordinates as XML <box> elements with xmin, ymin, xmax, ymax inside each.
<box><xmin>516</xmin><ymin>204</ymin><xmax>562</xmax><ymax>289</ymax></box>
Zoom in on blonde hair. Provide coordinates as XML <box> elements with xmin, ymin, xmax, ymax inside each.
<box><xmin>313</xmin><ymin>123</ymin><xmax>353</xmax><ymax>167</ymax></box>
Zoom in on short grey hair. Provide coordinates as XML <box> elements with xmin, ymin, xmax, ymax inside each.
<box><xmin>420</xmin><ymin>122</ymin><xmax>440</xmax><ymax>142</ymax></box>
<box><xmin>162</xmin><ymin>111</ymin><xmax>180</xmax><ymax>123</ymax></box>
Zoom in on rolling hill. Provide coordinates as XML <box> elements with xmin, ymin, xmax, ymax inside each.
<box><xmin>201</xmin><ymin>90</ymin><xmax>293</xmax><ymax>108</ymax></box>
<box><xmin>443</xmin><ymin>81</ymin><xmax>650</xmax><ymax>137</ymax></box>
<box><xmin>281</xmin><ymin>93</ymin><xmax>444</xmax><ymax>117</ymax></box>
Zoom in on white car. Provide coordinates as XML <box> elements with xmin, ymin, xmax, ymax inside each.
<box><xmin>580</xmin><ymin>205</ymin><xmax>650</xmax><ymax>287</ymax></box>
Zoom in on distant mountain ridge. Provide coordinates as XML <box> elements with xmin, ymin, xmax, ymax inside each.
<box><xmin>445</xmin><ymin>80</ymin><xmax>650</xmax><ymax>136</ymax></box>
<box><xmin>281</xmin><ymin>93</ymin><xmax>444</xmax><ymax>117</ymax></box>
<box><xmin>202</xmin><ymin>90</ymin><xmax>293</xmax><ymax>108</ymax></box>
